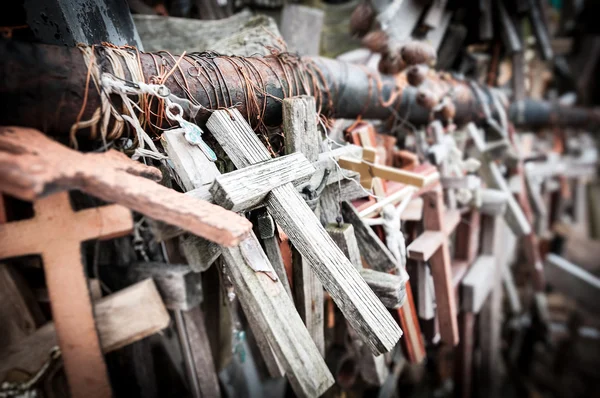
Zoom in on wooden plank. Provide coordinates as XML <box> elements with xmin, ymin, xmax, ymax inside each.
<box><xmin>469</xmin><ymin>124</ymin><xmax>531</xmax><ymax>237</ymax></box>
<box><xmin>360</xmin><ymin>269</ymin><xmax>406</xmax><ymax>309</ymax></box>
<box><xmin>283</xmin><ymin>96</ymin><xmax>321</xmax><ymax>162</ymax></box>
<box><xmin>220</xmin><ymin>236</ymin><xmax>334</xmax><ymax>397</ymax></box>
<box><xmin>545</xmin><ymin>254</ymin><xmax>600</xmax><ymax>314</ymax></box>
<box><xmin>207</xmin><ymin>109</ymin><xmax>402</xmax><ymax>354</ymax></box>
<box><xmin>407</xmin><ymin>231</ymin><xmax>445</xmax><ymax>261</ymax></box>
<box><xmin>284</xmin><ymin>95</ymin><xmax>325</xmax><ymax>357</ymax></box>
<box><xmin>210</xmin><ymin>152</ymin><xmax>315</xmax><ymax>212</ymax></box>
<box><xmin>423</xmin><ymin>0</ymin><xmax>448</xmax><ymax>29</ymax></box>
<box><xmin>417</xmin><ymin>261</ymin><xmax>436</xmax><ymax>320</ymax></box>
<box><xmin>326</xmin><ymin>223</ymin><xmax>362</xmax><ymax>269</ymax></box>
<box><xmin>256</xmin><ymin>209</ymin><xmax>293</xmax><ymax>298</ymax></box>
<box><xmin>422</xmin><ymin>189</ymin><xmax>459</xmax><ymax>346</ymax></box>
<box><xmin>162</xmin><ymin>130</ymin><xmax>221</xmax><ymax>190</ymax></box>
<box><xmin>454</xmin><ymin>209</ymin><xmax>481</xmax><ymax>264</ymax></box>
<box><xmin>0</xmin><ymin>279</ymin><xmax>170</xmax><ymax>381</ymax></box>
<box><xmin>455</xmin><ymin>311</ymin><xmax>475</xmax><ymax>398</ymax></box>
<box><xmin>341</xmin><ymin>201</ymin><xmax>398</xmax><ymax>273</ymax></box>
<box><xmin>180</xmin><ymin>234</ymin><xmax>221</xmax><ymax>272</ymax></box>
<box><xmin>461</xmin><ymin>255</ymin><xmax>496</xmax><ymax>313</ymax></box>
<box><xmin>292</xmin><ymin>247</ymin><xmax>325</xmax><ymax>356</ymax></box>
<box><xmin>180</xmin><ymin>306</ymin><xmax>221</xmax><ymax>398</ymax></box>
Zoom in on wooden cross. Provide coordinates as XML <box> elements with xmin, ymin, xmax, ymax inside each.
<box><xmin>338</xmin><ymin>148</ymin><xmax>439</xmax><ymax>189</ymax></box>
<box><xmin>413</xmin><ymin>187</ymin><xmax>460</xmax><ymax>346</ymax></box>
<box><xmin>0</xmin><ymin>126</ymin><xmax>252</xmax><ymax>247</ymax></box>
<box><xmin>162</xmin><ymin>130</ymin><xmax>335</xmax><ymax>397</ymax></box>
<box><xmin>206</xmin><ymin>108</ymin><xmax>402</xmax><ymax>355</ymax></box>
<box><xmin>0</xmin><ymin>278</ymin><xmax>170</xmax><ymax>386</ymax></box>
<box><xmin>0</xmin><ymin>191</ymin><xmax>133</xmax><ymax>398</ymax></box>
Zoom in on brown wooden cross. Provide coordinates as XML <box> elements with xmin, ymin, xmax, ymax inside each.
<box><xmin>0</xmin><ymin>126</ymin><xmax>251</xmax><ymax>247</ymax></box>
<box><xmin>0</xmin><ymin>191</ymin><xmax>133</xmax><ymax>398</ymax></box>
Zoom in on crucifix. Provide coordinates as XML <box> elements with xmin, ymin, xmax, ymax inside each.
<box><xmin>0</xmin><ymin>191</ymin><xmax>133</xmax><ymax>398</ymax></box>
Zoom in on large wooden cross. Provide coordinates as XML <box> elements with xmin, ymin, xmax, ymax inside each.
<box><xmin>206</xmin><ymin>108</ymin><xmax>402</xmax><ymax>355</ymax></box>
<box><xmin>162</xmin><ymin>130</ymin><xmax>335</xmax><ymax>397</ymax></box>
<box><xmin>0</xmin><ymin>192</ymin><xmax>133</xmax><ymax>398</ymax></box>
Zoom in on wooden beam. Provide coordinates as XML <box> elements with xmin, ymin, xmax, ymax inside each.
<box><xmin>341</xmin><ymin>201</ymin><xmax>398</xmax><ymax>273</ymax></box>
<box><xmin>461</xmin><ymin>255</ymin><xmax>496</xmax><ymax>313</ymax></box>
<box><xmin>283</xmin><ymin>96</ymin><xmax>322</xmax><ymax>162</ymax></box>
<box><xmin>326</xmin><ymin>223</ymin><xmax>362</xmax><ymax>269</ymax></box>
<box><xmin>422</xmin><ymin>188</ymin><xmax>459</xmax><ymax>346</ymax></box>
<box><xmin>207</xmin><ymin>109</ymin><xmax>402</xmax><ymax>354</ymax></box>
<box><xmin>469</xmin><ymin>124</ymin><xmax>531</xmax><ymax>237</ymax></box>
<box><xmin>210</xmin><ymin>153</ymin><xmax>315</xmax><ymax>212</ymax></box>
<box><xmin>220</xmin><ymin>235</ymin><xmax>334</xmax><ymax>396</ymax></box>
<box><xmin>0</xmin><ymin>126</ymin><xmax>252</xmax><ymax>247</ymax></box>
<box><xmin>284</xmin><ymin>96</ymin><xmax>325</xmax><ymax>357</ymax></box>
<box><xmin>180</xmin><ymin>306</ymin><xmax>221</xmax><ymax>398</ymax></box>
<box><xmin>0</xmin><ymin>279</ymin><xmax>170</xmax><ymax>381</ymax></box>
<box><xmin>360</xmin><ymin>269</ymin><xmax>406</xmax><ymax>309</ymax></box>
<box><xmin>407</xmin><ymin>231</ymin><xmax>445</xmax><ymax>261</ymax></box>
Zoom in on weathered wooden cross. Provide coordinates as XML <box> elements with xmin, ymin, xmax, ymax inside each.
<box><xmin>0</xmin><ymin>191</ymin><xmax>132</xmax><ymax>398</ymax></box>
<box><xmin>162</xmin><ymin>129</ymin><xmax>335</xmax><ymax>397</ymax></box>
<box><xmin>206</xmin><ymin>108</ymin><xmax>402</xmax><ymax>354</ymax></box>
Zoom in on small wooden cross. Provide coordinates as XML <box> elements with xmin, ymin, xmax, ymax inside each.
<box><xmin>338</xmin><ymin>149</ymin><xmax>440</xmax><ymax>189</ymax></box>
<box><xmin>0</xmin><ymin>191</ymin><xmax>134</xmax><ymax>398</ymax></box>
<box><xmin>207</xmin><ymin>108</ymin><xmax>402</xmax><ymax>355</ymax></box>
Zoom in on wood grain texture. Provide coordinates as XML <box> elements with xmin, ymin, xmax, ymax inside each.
<box><xmin>181</xmin><ymin>307</ymin><xmax>221</xmax><ymax>398</ymax></box>
<box><xmin>283</xmin><ymin>96</ymin><xmax>321</xmax><ymax>162</ymax></box>
<box><xmin>326</xmin><ymin>223</ymin><xmax>363</xmax><ymax>269</ymax></box>
<box><xmin>360</xmin><ymin>269</ymin><xmax>406</xmax><ymax>309</ymax></box>
<box><xmin>210</xmin><ymin>153</ymin><xmax>315</xmax><ymax>212</ymax></box>
<box><xmin>292</xmin><ymin>247</ymin><xmax>325</xmax><ymax>356</ymax></box>
<box><xmin>0</xmin><ymin>279</ymin><xmax>169</xmax><ymax>382</ymax></box>
<box><xmin>180</xmin><ymin>234</ymin><xmax>221</xmax><ymax>272</ymax></box>
<box><xmin>162</xmin><ymin>126</ymin><xmax>333</xmax><ymax>396</ymax></box>
<box><xmin>454</xmin><ymin>209</ymin><xmax>481</xmax><ymax>264</ymax></box>
<box><xmin>0</xmin><ymin>127</ymin><xmax>252</xmax><ymax>247</ymax></box>
<box><xmin>207</xmin><ymin>109</ymin><xmax>402</xmax><ymax>354</ymax></box>
<box><xmin>284</xmin><ymin>95</ymin><xmax>325</xmax><ymax>357</ymax></box>
<box><xmin>422</xmin><ymin>189</ymin><xmax>459</xmax><ymax>346</ymax></box>
<box><xmin>221</xmin><ymin>239</ymin><xmax>334</xmax><ymax>397</ymax></box>
<box><xmin>257</xmin><ymin>209</ymin><xmax>293</xmax><ymax>298</ymax></box>
<box><xmin>341</xmin><ymin>201</ymin><xmax>397</xmax><ymax>273</ymax></box>
<box><xmin>461</xmin><ymin>255</ymin><xmax>496</xmax><ymax>313</ymax></box>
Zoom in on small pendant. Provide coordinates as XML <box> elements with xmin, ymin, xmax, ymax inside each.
<box><xmin>180</xmin><ymin>120</ymin><xmax>218</xmax><ymax>162</ymax></box>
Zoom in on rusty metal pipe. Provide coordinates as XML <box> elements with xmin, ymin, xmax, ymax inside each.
<box><xmin>0</xmin><ymin>40</ymin><xmax>598</xmax><ymax>140</ymax></box>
